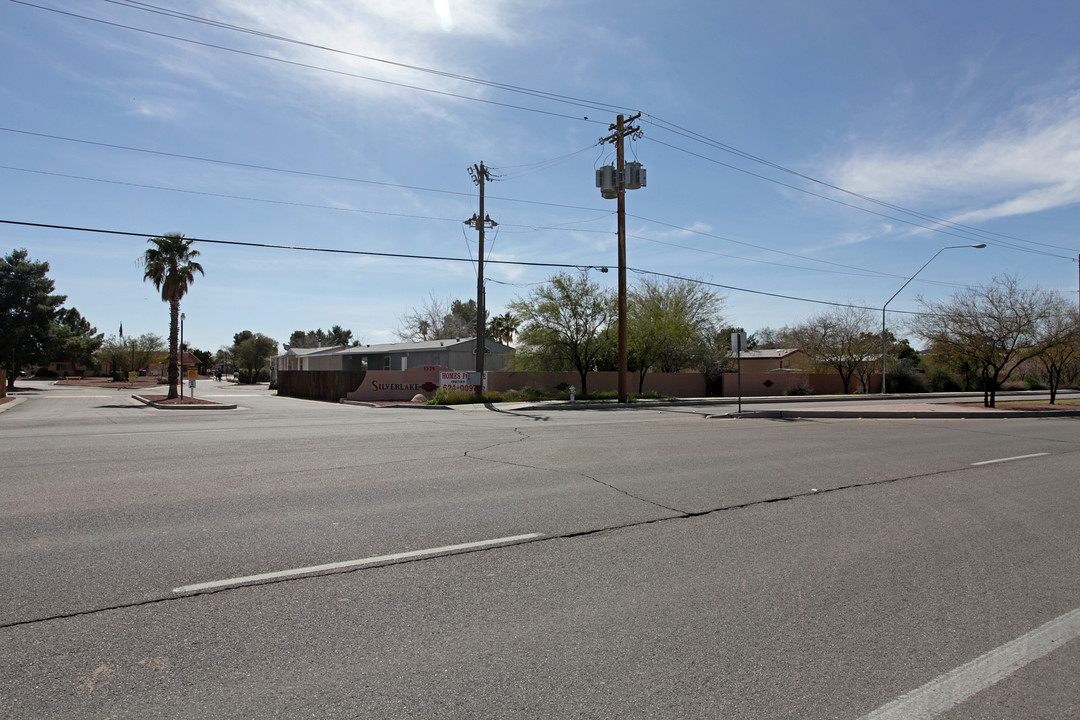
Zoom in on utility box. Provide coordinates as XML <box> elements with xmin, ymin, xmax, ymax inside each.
<box><xmin>596</xmin><ymin>165</ymin><xmax>617</xmax><ymax>199</ymax></box>
<box><xmin>623</xmin><ymin>162</ymin><xmax>646</xmax><ymax>190</ymax></box>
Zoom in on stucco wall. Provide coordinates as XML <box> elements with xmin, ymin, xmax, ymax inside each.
<box><xmin>279</xmin><ymin>366</ymin><xmax>882</xmax><ymax>402</ymax></box>
<box><xmin>723</xmin><ymin>371</ymin><xmax>881</xmax><ymax>396</ymax></box>
<box><xmin>486</xmin><ymin>371</ymin><xmax>706</xmax><ymax>397</ymax></box>
<box><xmin>345</xmin><ymin>366</ymin><xmax>441</xmax><ymax>402</ymax></box>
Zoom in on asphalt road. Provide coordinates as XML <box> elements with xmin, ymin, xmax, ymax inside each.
<box><xmin>1</xmin><ymin>380</ymin><xmax>1077</xmax><ymax>718</ymax></box>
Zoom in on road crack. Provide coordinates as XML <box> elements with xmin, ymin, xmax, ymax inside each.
<box><xmin>464</xmin><ymin>427</ymin><xmax>686</xmax><ymax>515</ymax></box>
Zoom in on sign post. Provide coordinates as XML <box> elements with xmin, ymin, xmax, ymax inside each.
<box><xmin>731</xmin><ymin>332</ymin><xmax>747</xmax><ymax>414</ymax></box>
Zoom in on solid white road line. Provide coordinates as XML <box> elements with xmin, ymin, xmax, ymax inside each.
<box><xmin>970</xmin><ymin>452</ymin><xmax>1049</xmax><ymax>466</ymax></box>
<box><xmin>90</xmin><ymin>428</ymin><xmax>235</xmax><ymax>437</ymax></box>
<box><xmin>858</xmin><ymin>606</ymin><xmax>1080</xmax><ymax>720</ymax></box>
<box><xmin>173</xmin><ymin>532</ymin><xmax>544</xmax><ymax>594</ymax></box>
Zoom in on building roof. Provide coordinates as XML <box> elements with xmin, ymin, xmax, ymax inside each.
<box><xmin>277</xmin><ymin>337</ymin><xmax>511</xmax><ymax>359</ymax></box>
<box><xmin>738</xmin><ymin>348</ymin><xmax>802</xmax><ymax>359</ymax></box>
<box><xmin>283</xmin><ymin>345</ymin><xmax>348</xmax><ymax>357</ymax></box>
<box><xmin>341</xmin><ymin>338</ymin><xmax>485</xmax><ymax>354</ymax></box>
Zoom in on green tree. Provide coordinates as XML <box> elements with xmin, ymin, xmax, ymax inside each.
<box><xmin>509</xmin><ymin>272</ymin><xmax>615</xmax><ymax>395</ymax></box>
<box><xmin>911</xmin><ymin>275</ymin><xmax>1057</xmax><ymax>407</ymax></box>
<box><xmin>1</xmin><ymin>249</ymin><xmax>67</xmax><ymax>388</ymax></box>
<box><xmin>141</xmin><ymin>233</ymin><xmax>204</xmax><ymax>399</ymax></box>
<box><xmin>628</xmin><ymin>277</ymin><xmax>725</xmax><ymax>392</ymax></box>
<box><xmin>49</xmin><ymin>308</ymin><xmax>103</xmax><ymax>374</ymax></box>
<box><xmin>96</xmin><ymin>333</ymin><xmax>165</xmax><ymax>377</ymax></box>
<box><xmin>285</xmin><ymin>326</ymin><xmax>358</xmax><ymax>349</ymax></box>
<box><xmin>230</xmin><ymin>331</ymin><xmax>278</xmax><ymax>383</ymax></box>
<box><xmin>286</xmin><ymin>329</ymin><xmax>327</xmax><ymax>350</ymax></box>
<box><xmin>189</xmin><ymin>347</ymin><xmax>214</xmax><ymax>370</ymax></box>
<box><xmin>326</xmin><ymin>325</ymin><xmax>356</xmax><ymax>347</ymax></box>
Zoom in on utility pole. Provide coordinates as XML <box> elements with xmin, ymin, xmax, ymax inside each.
<box><xmin>466</xmin><ymin>162</ymin><xmax>497</xmax><ymax>399</ymax></box>
<box><xmin>599</xmin><ymin>113</ymin><xmax>643</xmax><ymax>403</ymax></box>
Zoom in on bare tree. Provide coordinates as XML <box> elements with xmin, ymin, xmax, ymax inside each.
<box><xmin>788</xmin><ymin>307</ymin><xmax>879</xmax><ymax>393</ymax></box>
<box><xmin>911</xmin><ymin>275</ymin><xmax>1059</xmax><ymax>407</ymax></box>
<box><xmin>396</xmin><ymin>295</ymin><xmax>479</xmax><ymax>342</ymax></box>
<box><xmin>1034</xmin><ymin>300</ymin><xmax>1080</xmax><ymax>404</ymax></box>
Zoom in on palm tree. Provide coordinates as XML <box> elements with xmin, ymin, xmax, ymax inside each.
<box><xmin>141</xmin><ymin>233</ymin><xmax>204</xmax><ymax>399</ymax></box>
<box><xmin>487</xmin><ymin>315</ymin><xmax>505</xmax><ymax>344</ymax></box>
<box><xmin>488</xmin><ymin>311</ymin><xmax>518</xmax><ymax>345</ymax></box>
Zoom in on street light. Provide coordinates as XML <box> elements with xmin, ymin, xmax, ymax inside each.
<box><xmin>180</xmin><ymin>310</ymin><xmax>186</xmax><ymax>399</ymax></box>
<box><xmin>881</xmin><ymin>244</ymin><xmax>985</xmax><ymax>394</ymax></box>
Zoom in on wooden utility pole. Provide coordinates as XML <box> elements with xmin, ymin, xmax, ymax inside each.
<box><xmin>466</xmin><ymin>162</ymin><xmax>496</xmax><ymax>398</ymax></box>
<box><xmin>600</xmin><ymin>113</ymin><xmax>641</xmax><ymax>403</ymax></box>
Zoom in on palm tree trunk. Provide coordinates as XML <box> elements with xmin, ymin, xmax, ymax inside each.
<box><xmin>168</xmin><ymin>299</ymin><xmax>179</xmax><ymax>399</ymax></box>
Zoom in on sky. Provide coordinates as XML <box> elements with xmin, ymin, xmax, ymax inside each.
<box><xmin>2</xmin><ymin>0</ymin><xmax>1079</xmax><ymax>355</ymax></box>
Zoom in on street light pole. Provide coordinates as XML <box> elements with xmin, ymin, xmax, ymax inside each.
<box><xmin>881</xmin><ymin>244</ymin><xmax>985</xmax><ymax>393</ymax></box>
<box><xmin>180</xmin><ymin>312</ymin><xmax>186</xmax><ymax>399</ymax></box>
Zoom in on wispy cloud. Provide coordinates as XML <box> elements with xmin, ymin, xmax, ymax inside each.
<box><xmin>802</xmin><ymin>229</ymin><xmax>880</xmax><ymax>253</ymax></box>
<box><xmin>194</xmin><ymin>1</ymin><xmax>530</xmax><ymax>102</ymax></box>
<box><xmin>832</xmin><ymin>86</ymin><xmax>1080</xmax><ymax>223</ymax></box>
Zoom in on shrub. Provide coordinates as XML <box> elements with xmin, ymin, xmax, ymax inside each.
<box><xmin>500</xmin><ymin>386</ymin><xmax>554</xmax><ymax>402</ymax></box>
<box><xmin>928</xmin><ymin>369</ymin><xmax>962</xmax><ymax>392</ymax></box>
<box><xmin>785</xmin><ymin>384</ymin><xmax>814</xmax><ymax>396</ymax></box>
<box><xmin>429</xmin><ymin>388</ymin><xmax>501</xmax><ymax>405</ymax></box>
<box><xmin>35</xmin><ymin>367</ymin><xmax>58</xmax><ymax>377</ymax></box>
<box><xmin>583</xmin><ymin>390</ymin><xmax>618</xmax><ymax>401</ymax></box>
<box><xmin>886</xmin><ymin>366</ymin><xmax>929</xmax><ymax>393</ymax></box>
<box><xmin>237</xmin><ymin>368</ymin><xmax>271</xmax><ymax>384</ymax></box>
<box><xmin>635</xmin><ymin>389</ymin><xmax>666</xmax><ymax>400</ymax></box>
<box><xmin>1022</xmin><ymin>375</ymin><xmax>1047</xmax><ymax>391</ymax></box>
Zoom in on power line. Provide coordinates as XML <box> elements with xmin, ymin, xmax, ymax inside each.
<box><xmin>0</xmin><ymin>129</ymin><xmax>992</xmax><ymax>294</ymax></box>
<box><xmin>11</xmin><ymin>1</ymin><xmax>613</xmax><ymax>125</ymax></box>
<box><xmin>94</xmin><ymin>0</ymin><xmax>633</xmax><ymax>118</ymax></box>
<box><xmin>626</xmin><ymin>267</ymin><xmax>889</xmax><ymax>314</ymax></box>
<box><xmin>644</xmin><ymin>135</ymin><xmax>1076</xmax><ymax>260</ymax></box>
<box><xmin>0</xmin><ymin>218</ymin><xmax>932</xmax><ymax>314</ymax></box>
<box><xmin>0</xmin><ymin>164</ymin><xmax>469</xmax><ymax>223</ymax></box>
<box><xmin>0</xmin><ymin>156</ymin><xmax>967</xmax><ymax>290</ymax></box>
<box><xmin>18</xmin><ymin>0</ymin><xmax>1070</xmax><ymax>259</ymax></box>
<box><xmin>0</xmin><ymin>127</ymin><xmax>606</xmax><ymax>215</ymax></box>
<box><xmin>640</xmin><ymin>118</ymin><xmax>1078</xmax><ymax>259</ymax></box>
<box><xmin>628</xmin><ymin>212</ymin><xmax>920</xmax><ymax>279</ymax></box>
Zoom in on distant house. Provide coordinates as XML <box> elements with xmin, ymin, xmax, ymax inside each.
<box><xmin>273</xmin><ymin>338</ymin><xmax>516</xmax><ymax>402</ymax></box>
<box><xmin>86</xmin><ymin>350</ymin><xmax>204</xmax><ymax>378</ymax></box>
<box><xmin>273</xmin><ymin>337</ymin><xmax>515</xmax><ymax>374</ymax></box>
<box><xmin>734</xmin><ymin>348</ymin><xmax>810</xmax><ymax>373</ymax></box>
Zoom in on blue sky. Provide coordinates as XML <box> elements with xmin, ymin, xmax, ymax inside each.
<box><xmin>2</xmin><ymin>0</ymin><xmax>1079</xmax><ymax>354</ymax></box>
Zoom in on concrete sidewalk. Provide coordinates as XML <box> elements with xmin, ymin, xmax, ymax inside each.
<box><xmin>712</xmin><ymin>403</ymin><xmax>1080</xmax><ymax>420</ymax></box>
<box><xmin>509</xmin><ymin>390</ymin><xmax>1080</xmax><ymax>419</ymax></box>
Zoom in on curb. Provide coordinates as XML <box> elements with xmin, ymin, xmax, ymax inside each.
<box><xmin>132</xmin><ymin>394</ymin><xmax>237</xmax><ymax>410</ymax></box>
<box><xmin>0</xmin><ymin>396</ymin><xmax>26</xmax><ymax>413</ymax></box>
<box><xmin>340</xmin><ymin>400</ymin><xmax>451</xmax><ymax>409</ymax></box>
<box><xmin>709</xmin><ymin>409</ymin><xmax>1080</xmax><ymax>420</ymax></box>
